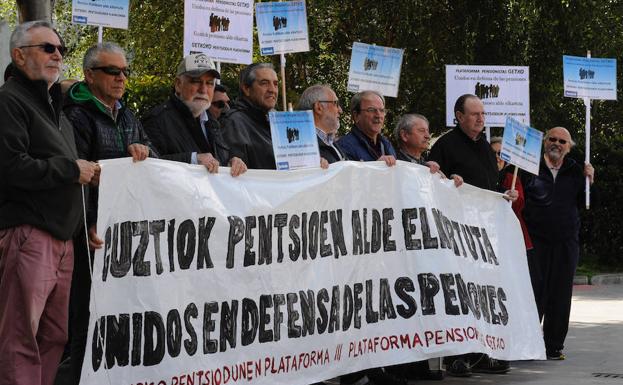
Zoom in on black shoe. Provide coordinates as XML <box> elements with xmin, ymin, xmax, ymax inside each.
<box><xmin>471</xmin><ymin>357</ymin><xmax>510</xmax><ymax>374</ymax></box>
<box><xmin>446</xmin><ymin>358</ymin><xmax>472</xmax><ymax>377</ymax></box>
<box><xmin>422</xmin><ymin>369</ymin><xmax>444</xmax><ymax>380</ymax></box>
<box><xmin>546</xmin><ymin>350</ymin><xmax>566</xmax><ymax>360</ymax></box>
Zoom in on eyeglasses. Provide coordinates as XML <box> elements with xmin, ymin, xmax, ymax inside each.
<box><xmin>19</xmin><ymin>43</ymin><xmax>67</xmax><ymax>56</ymax></box>
<box><xmin>319</xmin><ymin>100</ymin><xmax>340</xmax><ymax>107</ymax></box>
<box><xmin>361</xmin><ymin>107</ymin><xmax>387</xmax><ymax>115</ymax></box>
<box><xmin>90</xmin><ymin>66</ymin><xmax>131</xmax><ymax>77</ymax></box>
<box><xmin>547</xmin><ymin>137</ymin><xmax>568</xmax><ymax>145</ymax></box>
<box><xmin>211</xmin><ymin>100</ymin><xmax>230</xmax><ymax>109</ymax></box>
<box><xmin>495</xmin><ymin>151</ymin><xmax>501</xmax><ymax>156</ymax></box>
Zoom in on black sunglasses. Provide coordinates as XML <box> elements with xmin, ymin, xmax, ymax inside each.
<box><xmin>19</xmin><ymin>42</ymin><xmax>67</xmax><ymax>56</ymax></box>
<box><xmin>211</xmin><ymin>100</ymin><xmax>230</xmax><ymax>109</ymax></box>
<box><xmin>90</xmin><ymin>66</ymin><xmax>131</xmax><ymax>77</ymax></box>
<box><xmin>547</xmin><ymin>137</ymin><xmax>568</xmax><ymax>145</ymax></box>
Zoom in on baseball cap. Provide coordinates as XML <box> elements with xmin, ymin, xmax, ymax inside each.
<box><xmin>176</xmin><ymin>53</ymin><xmax>220</xmax><ymax>78</ymax></box>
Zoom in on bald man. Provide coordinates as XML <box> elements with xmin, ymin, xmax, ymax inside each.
<box><xmin>522</xmin><ymin>126</ymin><xmax>594</xmax><ymax>361</ymax></box>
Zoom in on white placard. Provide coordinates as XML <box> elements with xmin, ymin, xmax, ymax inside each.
<box><xmin>500</xmin><ymin>117</ymin><xmax>543</xmax><ymax>175</ymax></box>
<box><xmin>71</xmin><ymin>0</ymin><xmax>130</xmax><ymax>29</ymax></box>
<box><xmin>563</xmin><ymin>55</ymin><xmax>617</xmax><ymax>100</ymax></box>
<box><xmin>347</xmin><ymin>42</ymin><xmax>404</xmax><ymax>98</ymax></box>
<box><xmin>256</xmin><ymin>0</ymin><xmax>310</xmax><ymax>55</ymax></box>
<box><xmin>269</xmin><ymin>111</ymin><xmax>320</xmax><ymax>170</ymax></box>
<box><xmin>446</xmin><ymin>65</ymin><xmax>530</xmax><ymax>127</ymax></box>
<box><xmin>183</xmin><ymin>0</ymin><xmax>254</xmax><ymax>64</ymax></box>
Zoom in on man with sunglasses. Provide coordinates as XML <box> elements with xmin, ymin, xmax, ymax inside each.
<box><xmin>63</xmin><ymin>42</ymin><xmax>156</xmax><ymax>384</ymax></box>
<box><xmin>336</xmin><ymin>90</ymin><xmax>396</xmax><ymax>166</ymax></box>
<box><xmin>143</xmin><ymin>53</ymin><xmax>246</xmax><ymax>176</ymax></box>
<box><xmin>0</xmin><ymin>21</ymin><xmax>98</xmax><ymax>385</ymax></box>
<box><xmin>521</xmin><ymin>127</ymin><xmax>595</xmax><ymax>361</ymax></box>
<box><xmin>208</xmin><ymin>83</ymin><xmax>231</xmax><ymax>120</ymax></box>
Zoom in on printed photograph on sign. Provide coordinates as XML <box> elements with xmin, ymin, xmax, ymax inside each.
<box><xmin>269</xmin><ymin>111</ymin><xmax>320</xmax><ymax>170</ymax></box>
<box><xmin>347</xmin><ymin>42</ymin><xmax>404</xmax><ymax>98</ymax></box>
<box><xmin>183</xmin><ymin>0</ymin><xmax>254</xmax><ymax>64</ymax></box>
<box><xmin>445</xmin><ymin>65</ymin><xmax>530</xmax><ymax>127</ymax></box>
<box><xmin>563</xmin><ymin>55</ymin><xmax>617</xmax><ymax>100</ymax></box>
<box><xmin>71</xmin><ymin>0</ymin><xmax>130</xmax><ymax>29</ymax></box>
<box><xmin>500</xmin><ymin>117</ymin><xmax>543</xmax><ymax>175</ymax></box>
<box><xmin>256</xmin><ymin>0</ymin><xmax>310</xmax><ymax>55</ymax></box>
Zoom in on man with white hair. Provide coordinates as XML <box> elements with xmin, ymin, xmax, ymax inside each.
<box><xmin>0</xmin><ymin>20</ymin><xmax>97</xmax><ymax>385</ymax></box>
<box><xmin>522</xmin><ymin>126</ymin><xmax>595</xmax><ymax>361</ymax></box>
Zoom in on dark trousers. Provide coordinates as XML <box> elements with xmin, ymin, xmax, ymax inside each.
<box><xmin>69</xmin><ymin>232</ymin><xmax>93</xmax><ymax>384</ymax></box>
<box><xmin>527</xmin><ymin>236</ymin><xmax>579</xmax><ymax>353</ymax></box>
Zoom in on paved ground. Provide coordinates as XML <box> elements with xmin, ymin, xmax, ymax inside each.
<box><xmin>415</xmin><ymin>284</ymin><xmax>623</xmax><ymax>385</ymax></box>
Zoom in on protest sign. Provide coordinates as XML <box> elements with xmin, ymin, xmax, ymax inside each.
<box><xmin>347</xmin><ymin>42</ymin><xmax>404</xmax><ymax>97</ymax></box>
<box><xmin>445</xmin><ymin>65</ymin><xmax>530</xmax><ymax>127</ymax></box>
<box><xmin>80</xmin><ymin>159</ymin><xmax>545</xmax><ymax>385</ymax></box>
<box><xmin>256</xmin><ymin>0</ymin><xmax>310</xmax><ymax>55</ymax></box>
<box><xmin>183</xmin><ymin>0</ymin><xmax>254</xmax><ymax>64</ymax></box>
<box><xmin>563</xmin><ymin>55</ymin><xmax>617</xmax><ymax>100</ymax></box>
<box><xmin>71</xmin><ymin>0</ymin><xmax>130</xmax><ymax>29</ymax></box>
<box><xmin>269</xmin><ymin>111</ymin><xmax>320</xmax><ymax>170</ymax></box>
<box><xmin>500</xmin><ymin>117</ymin><xmax>543</xmax><ymax>175</ymax></box>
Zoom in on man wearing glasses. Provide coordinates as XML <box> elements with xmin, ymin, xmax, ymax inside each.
<box><xmin>336</xmin><ymin>90</ymin><xmax>396</xmax><ymax>166</ymax></box>
<box><xmin>0</xmin><ymin>21</ymin><xmax>98</xmax><ymax>385</ymax></box>
<box><xmin>143</xmin><ymin>53</ymin><xmax>246</xmax><ymax>176</ymax></box>
<box><xmin>297</xmin><ymin>84</ymin><xmax>346</xmax><ymax>164</ymax></box>
<box><xmin>522</xmin><ymin>127</ymin><xmax>595</xmax><ymax>361</ymax></box>
<box><xmin>63</xmin><ymin>42</ymin><xmax>156</xmax><ymax>384</ymax></box>
<box><xmin>208</xmin><ymin>84</ymin><xmax>231</xmax><ymax>120</ymax></box>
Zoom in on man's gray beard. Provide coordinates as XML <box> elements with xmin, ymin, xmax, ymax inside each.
<box><xmin>546</xmin><ymin>147</ymin><xmax>563</xmax><ymax>162</ymax></box>
<box><xmin>184</xmin><ymin>100</ymin><xmax>210</xmax><ymax>117</ymax></box>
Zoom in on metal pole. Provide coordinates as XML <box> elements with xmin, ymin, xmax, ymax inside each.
<box><xmin>485</xmin><ymin>126</ymin><xmax>491</xmax><ymax>142</ymax></box>
<box><xmin>97</xmin><ymin>26</ymin><xmax>103</xmax><ymax>43</ymax></box>
<box><xmin>584</xmin><ymin>50</ymin><xmax>591</xmax><ymax>209</ymax></box>
<box><xmin>215</xmin><ymin>61</ymin><xmax>221</xmax><ymax>85</ymax></box>
<box><xmin>280</xmin><ymin>53</ymin><xmax>287</xmax><ymax>111</ymax></box>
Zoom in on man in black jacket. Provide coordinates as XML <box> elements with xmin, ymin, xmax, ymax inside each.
<box><xmin>143</xmin><ymin>53</ymin><xmax>246</xmax><ymax>176</ymax></box>
<box><xmin>522</xmin><ymin>126</ymin><xmax>594</xmax><ymax>361</ymax></box>
<box><xmin>0</xmin><ymin>21</ymin><xmax>97</xmax><ymax>385</ymax></box>
<box><xmin>297</xmin><ymin>84</ymin><xmax>346</xmax><ymax>164</ymax></box>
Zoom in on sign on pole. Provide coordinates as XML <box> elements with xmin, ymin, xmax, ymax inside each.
<box><xmin>445</xmin><ymin>65</ymin><xmax>530</xmax><ymax>127</ymax></box>
<box><xmin>563</xmin><ymin>55</ymin><xmax>617</xmax><ymax>100</ymax></box>
<box><xmin>500</xmin><ymin>117</ymin><xmax>543</xmax><ymax>176</ymax></box>
<box><xmin>256</xmin><ymin>0</ymin><xmax>310</xmax><ymax>55</ymax></box>
<box><xmin>269</xmin><ymin>111</ymin><xmax>320</xmax><ymax>170</ymax></box>
<box><xmin>347</xmin><ymin>42</ymin><xmax>404</xmax><ymax>98</ymax></box>
<box><xmin>71</xmin><ymin>0</ymin><xmax>130</xmax><ymax>29</ymax></box>
<box><xmin>183</xmin><ymin>0</ymin><xmax>254</xmax><ymax>64</ymax></box>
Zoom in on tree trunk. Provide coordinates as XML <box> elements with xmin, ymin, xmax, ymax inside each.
<box><xmin>16</xmin><ymin>0</ymin><xmax>53</xmax><ymax>23</ymax></box>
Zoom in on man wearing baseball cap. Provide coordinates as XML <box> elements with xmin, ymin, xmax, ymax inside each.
<box><xmin>143</xmin><ymin>53</ymin><xmax>247</xmax><ymax>176</ymax></box>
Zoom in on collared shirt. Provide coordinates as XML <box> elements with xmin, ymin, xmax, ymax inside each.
<box><xmin>191</xmin><ymin>110</ymin><xmax>210</xmax><ymax>164</ymax></box>
<box><xmin>398</xmin><ymin>149</ymin><xmax>426</xmax><ymax>166</ymax></box>
<box><xmin>316</xmin><ymin>127</ymin><xmax>342</xmax><ymax>161</ymax></box>
<box><xmin>93</xmin><ymin>95</ymin><xmax>121</xmax><ymax>121</ymax></box>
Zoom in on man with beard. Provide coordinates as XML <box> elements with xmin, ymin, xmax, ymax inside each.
<box><xmin>143</xmin><ymin>53</ymin><xmax>246</xmax><ymax>176</ymax></box>
<box><xmin>0</xmin><ymin>21</ymin><xmax>98</xmax><ymax>385</ymax></box>
<box><xmin>296</xmin><ymin>84</ymin><xmax>346</xmax><ymax>163</ymax></box>
<box><xmin>522</xmin><ymin>126</ymin><xmax>594</xmax><ymax>360</ymax></box>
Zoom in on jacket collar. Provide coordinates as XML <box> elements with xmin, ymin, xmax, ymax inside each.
<box><xmin>12</xmin><ymin>67</ymin><xmax>63</xmax><ymax>121</ymax></box>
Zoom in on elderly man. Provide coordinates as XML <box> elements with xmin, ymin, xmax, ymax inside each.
<box><xmin>395</xmin><ymin>113</ymin><xmax>463</xmax><ymax>186</ymax></box>
<box><xmin>143</xmin><ymin>53</ymin><xmax>246</xmax><ymax>176</ymax></box>
<box><xmin>208</xmin><ymin>83</ymin><xmax>231</xmax><ymax>120</ymax></box>
<box><xmin>221</xmin><ymin>62</ymin><xmax>279</xmax><ymax>169</ymax></box>
<box><xmin>0</xmin><ymin>21</ymin><xmax>97</xmax><ymax>385</ymax></box>
<box><xmin>297</xmin><ymin>84</ymin><xmax>346</xmax><ymax>163</ymax></box>
<box><xmin>336</xmin><ymin>90</ymin><xmax>396</xmax><ymax>166</ymax></box>
<box><xmin>522</xmin><ymin>127</ymin><xmax>594</xmax><ymax>360</ymax></box>
<box><xmin>429</xmin><ymin>94</ymin><xmax>513</xmax><ymax>376</ymax></box>
<box><xmin>63</xmin><ymin>42</ymin><xmax>155</xmax><ymax>384</ymax></box>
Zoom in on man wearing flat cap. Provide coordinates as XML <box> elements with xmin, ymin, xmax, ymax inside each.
<box><xmin>143</xmin><ymin>53</ymin><xmax>247</xmax><ymax>176</ymax></box>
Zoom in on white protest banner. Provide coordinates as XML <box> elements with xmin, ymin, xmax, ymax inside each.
<box><xmin>269</xmin><ymin>111</ymin><xmax>320</xmax><ymax>170</ymax></box>
<box><xmin>71</xmin><ymin>0</ymin><xmax>129</xmax><ymax>29</ymax></box>
<box><xmin>256</xmin><ymin>0</ymin><xmax>310</xmax><ymax>55</ymax></box>
<box><xmin>446</xmin><ymin>65</ymin><xmax>530</xmax><ymax>127</ymax></box>
<box><xmin>80</xmin><ymin>159</ymin><xmax>545</xmax><ymax>385</ymax></box>
<box><xmin>563</xmin><ymin>55</ymin><xmax>617</xmax><ymax>100</ymax></box>
<box><xmin>347</xmin><ymin>42</ymin><xmax>404</xmax><ymax>97</ymax></box>
<box><xmin>183</xmin><ymin>0</ymin><xmax>254</xmax><ymax>64</ymax></box>
<box><xmin>500</xmin><ymin>117</ymin><xmax>543</xmax><ymax>175</ymax></box>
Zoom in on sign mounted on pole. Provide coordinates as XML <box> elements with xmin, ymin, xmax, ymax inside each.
<box><xmin>500</xmin><ymin>117</ymin><xmax>543</xmax><ymax>176</ymax></box>
<box><xmin>183</xmin><ymin>0</ymin><xmax>254</xmax><ymax>64</ymax></box>
<box><xmin>71</xmin><ymin>0</ymin><xmax>130</xmax><ymax>29</ymax></box>
<box><xmin>445</xmin><ymin>65</ymin><xmax>530</xmax><ymax>127</ymax></box>
<box><xmin>269</xmin><ymin>111</ymin><xmax>320</xmax><ymax>170</ymax></box>
<box><xmin>563</xmin><ymin>55</ymin><xmax>617</xmax><ymax>100</ymax></box>
<box><xmin>347</xmin><ymin>42</ymin><xmax>404</xmax><ymax>98</ymax></box>
<box><xmin>256</xmin><ymin>0</ymin><xmax>310</xmax><ymax>55</ymax></box>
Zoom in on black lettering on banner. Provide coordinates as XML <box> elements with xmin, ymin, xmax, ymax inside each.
<box><xmin>328</xmin><ymin>285</ymin><xmax>341</xmax><ymax>332</ymax></box>
<box><xmin>353</xmin><ymin>282</ymin><xmax>363</xmax><ymax>329</ymax></box>
<box><xmin>418</xmin><ymin>273</ymin><xmax>440</xmax><ymax>315</ymax></box>
<box><xmin>487</xmin><ymin>285</ymin><xmax>501</xmax><ymax>325</ymax></box>
<box><xmin>91</xmin><ymin>318</ymin><xmax>104</xmax><ymax>371</ymax></box>
<box><xmin>319</xmin><ymin>211</ymin><xmax>332</xmax><ymax>258</ymax></box>
<box><xmin>365</xmin><ymin>279</ymin><xmax>379</xmax><ymax>323</ymax></box>
<box><xmin>274</xmin><ymin>213</ymin><xmax>288</xmax><ymax>262</ymax></box>
<box><xmin>382</xmin><ymin>208</ymin><xmax>396</xmax><ymax>251</ymax></box>
<box><xmin>342</xmin><ymin>284</ymin><xmax>354</xmax><ymax>331</ymax></box>
<box><xmin>402</xmin><ymin>208</ymin><xmax>422</xmax><ymax>250</ymax></box>
<box><xmin>461</xmin><ymin>224</ymin><xmax>479</xmax><ymax>260</ymax></box>
<box><xmin>258</xmin><ymin>215</ymin><xmax>273</xmax><ymax>265</ymax></box>
<box><xmin>478</xmin><ymin>285</ymin><xmax>491</xmax><ymax>323</ymax></box>
<box><xmin>132</xmin><ymin>221</ymin><xmax>150</xmax><ymax>276</ymax></box>
<box><xmin>107</xmin><ymin>314</ymin><xmax>130</xmax><ymax>367</ymax></box>
<box><xmin>451</xmin><ymin>221</ymin><xmax>467</xmax><ymax>257</ymax></box>
<box><xmin>330</xmin><ymin>210</ymin><xmax>347</xmax><ymax>258</ymax></box>
<box><xmin>370</xmin><ymin>209</ymin><xmax>382</xmax><ymax>253</ymax></box>
<box><xmin>316</xmin><ymin>288</ymin><xmax>329</xmax><ymax>333</ymax></box>
<box><xmin>226</xmin><ymin>216</ymin><xmax>244</xmax><ymax>268</ymax></box>
<box><xmin>203</xmin><ymin>302</ymin><xmax>218</xmax><ymax>353</ymax></box>
<box><xmin>289</xmin><ymin>214</ymin><xmax>301</xmax><ymax>261</ymax></box>
<box><xmin>299</xmin><ymin>290</ymin><xmax>315</xmax><ymax>336</ymax></box>
<box><xmin>183</xmin><ymin>303</ymin><xmax>198</xmax><ymax>355</ymax></box>
<box><xmin>167</xmin><ymin>219</ymin><xmax>176</xmax><ymax>272</ymax></box>
<box><xmin>244</xmin><ymin>216</ymin><xmax>256</xmax><ymax>266</ymax></box>
<box><xmin>351</xmin><ymin>210</ymin><xmax>363</xmax><ymax>255</ymax></box>
<box><xmin>259</xmin><ymin>295</ymin><xmax>273</xmax><ymax>343</ymax></box>
<box><xmin>454</xmin><ymin>274</ymin><xmax>473</xmax><ymax>315</ymax></box>
<box><xmin>286</xmin><ymin>292</ymin><xmax>301</xmax><ymax>338</ymax></box>
<box><xmin>241</xmin><ymin>298</ymin><xmax>258</xmax><ymax>346</ymax></box>
<box><xmin>442</xmin><ymin>216</ymin><xmax>460</xmax><ymax>256</ymax></box>
<box><xmin>149</xmin><ymin>220</ymin><xmax>165</xmax><ymax>274</ymax></box>
<box><xmin>273</xmin><ymin>294</ymin><xmax>285</xmax><ymax>341</ymax></box>
<box><xmin>308</xmin><ymin>211</ymin><xmax>320</xmax><ymax>259</ymax></box>
<box><xmin>301</xmin><ymin>212</ymin><xmax>308</xmax><ymax>260</ymax></box>
<box><xmin>363</xmin><ymin>208</ymin><xmax>371</xmax><ymax>254</ymax></box>
<box><xmin>112</xmin><ymin>221</ymin><xmax>132</xmax><ymax>278</ymax></box>
<box><xmin>166</xmin><ymin>310</ymin><xmax>182</xmax><ymax>357</ymax></box>
<box><xmin>220</xmin><ymin>300</ymin><xmax>238</xmax><ymax>351</ymax></box>
<box><xmin>197</xmin><ymin>217</ymin><xmax>215</xmax><ymax>269</ymax></box>
<box><xmin>431</xmin><ymin>208</ymin><xmax>451</xmax><ymax>249</ymax></box>
<box><xmin>102</xmin><ymin>224</ymin><xmax>115</xmax><ymax>281</ymax></box>
<box><xmin>440</xmin><ymin>273</ymin><xmax>460</xmax><ymax>315</ymax></box>
<box><xmin>131</xmin><ymin>313</ymin><xmax>142</xmax><ymax>366</ymax></box>
<box><xmin>468</xmin><ymin>282</ymin><xmax>482</xmax><ymax>319</ymax></box>
<box><xmin>177</xmin><ymin>219</ymin><xmax>196</xmax><ymax>270</ymax></box>
<box><xmin>470</xmin><ymin>226</ymin><xmax>487</xmax><ymax>262</ymax></box>
<box><xmin>379</xmin><ymin>278</ymin><xmax>397</xmax><ymax>320</ymax></box>
<box><xmin>420</xmin><ymin>208</ymin><xmax>438</xmax><ymax>249</ymax></box>
<box><xmin>143</xmin><ymin>311</ymin><xmax>165</xmax><ymax>366</ymax></box>
<box><xmin>394</xmin><ymin>277</ymin><xmax>417</xmax><ymax>318</ymax></box>
<box><xmin>481</xmin><ymin>228</ymin><xmax>499</xmax><ymax>265</ymax></box>
<box><xmin>498</xmin><ymin>287</ymin><xmax>509</xmax><ymax>325</ymax></box>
